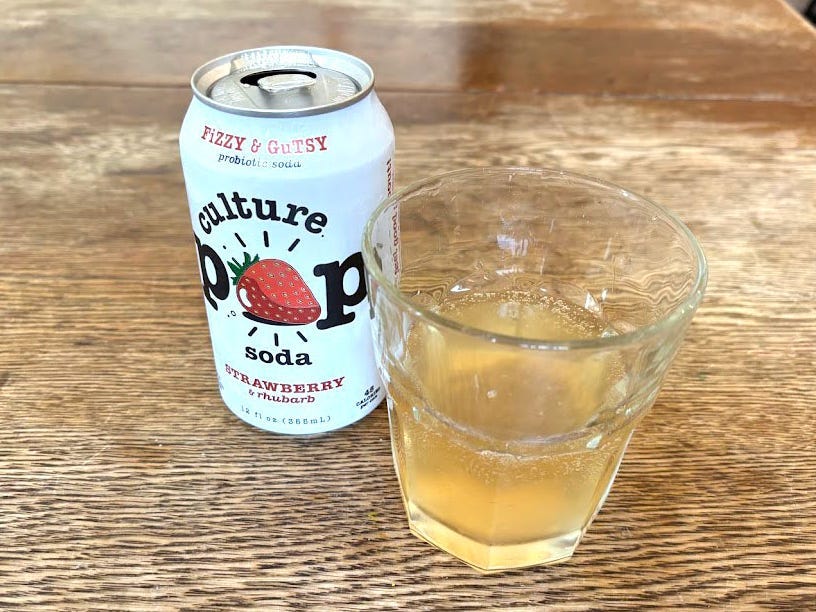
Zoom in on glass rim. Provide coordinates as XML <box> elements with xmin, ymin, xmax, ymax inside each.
<box><xmin>362</xmin><ymin>166</ymin><xmax>708</xmax><ymax>351</ymax></box>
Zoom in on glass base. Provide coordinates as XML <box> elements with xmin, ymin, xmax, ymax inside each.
<box><xmin>406</xmin><ymin>500</ymin><xmax>583</xmax><ymax>572</ymax></box>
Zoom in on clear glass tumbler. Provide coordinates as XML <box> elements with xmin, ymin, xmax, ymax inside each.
<box><xmin>362</xmin><ymin>168</ymin><xmax>707</xmax><ymax>571</ymax></box>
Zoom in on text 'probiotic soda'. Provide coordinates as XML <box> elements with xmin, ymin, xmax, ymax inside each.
<box><xmin>179</xmin><ymin>46</ymin><xmax>394</xmax><ymax>433</ymax></box>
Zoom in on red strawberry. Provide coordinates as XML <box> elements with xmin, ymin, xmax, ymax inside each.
<box><xmin>229</xmin><ymin>252</ymin><xmax>321</xmax><ymax>325</ymax></box>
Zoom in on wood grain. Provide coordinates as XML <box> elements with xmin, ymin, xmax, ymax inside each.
<box><xmin>2</xmin><ymin>0</ymin><xmax>815</xmax><ymax>99</ymax></box>
<box><xmin>2</xmin><ymin>78</ymin><xmax>816</xmax><ymax>608</ymax></box>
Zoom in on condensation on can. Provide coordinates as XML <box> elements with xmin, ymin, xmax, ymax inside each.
<box><xmin>179</xmin><ymin>46</ymin><xmax>395</xmax><ymax>434</ymax></box>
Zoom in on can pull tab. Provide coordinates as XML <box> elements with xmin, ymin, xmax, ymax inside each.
<box><xmin>234</xmin><ymin>67</ymin><xmax>332</xmax><ymax>111</ymax></box>
<box><xmin>251</xmin><ymin>71</ymin><xmax>318</xmax><ymax>94</ymax></box>
<box><xmin>257</xmin><ymin>71</ymin><xmax>317</xmax><ymax>94</ymax></box>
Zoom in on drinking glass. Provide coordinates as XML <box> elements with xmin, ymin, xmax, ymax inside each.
<box><xmin>362</xmin><ymin>167</ymin><xmax>707</xmax><ymax>571</ymax></box>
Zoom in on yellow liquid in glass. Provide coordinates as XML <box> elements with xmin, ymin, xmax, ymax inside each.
<box><xmin>387</xmin><ymin>290</ymin><xmax>636</xmax><ymax>571</ymax></box>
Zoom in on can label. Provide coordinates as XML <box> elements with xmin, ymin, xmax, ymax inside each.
<box><xmin>181</xmin><ymin>89</ymin><xmax>393</xmax><ymax>433</ymax></box>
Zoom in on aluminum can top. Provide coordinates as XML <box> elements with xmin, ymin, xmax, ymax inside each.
<box><xmin>190</xmin><ymin>46</ymin><xmax>374</xmax><ymax>118</ymax></box>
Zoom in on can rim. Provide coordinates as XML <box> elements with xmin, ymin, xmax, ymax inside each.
<box><xmin>190</xmin><ymin>46</ymin><xmax>375</xmax><ymax>117</ymax></box>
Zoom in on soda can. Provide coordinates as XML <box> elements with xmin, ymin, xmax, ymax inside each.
<box><xmin>179</xmin><ymin>46</ymin><xmax>395</xmax><ymax>434</ymax></box>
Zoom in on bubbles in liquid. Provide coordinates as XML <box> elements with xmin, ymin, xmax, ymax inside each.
<box><xmin>586</xmin><ymin>434</ymin><xmax>603</xmax><ymax>449</ymax></box>
<box><xmin>601</xmin><ymin>326</ymin><xmax>618</xmax><ymax>338</ymax></box>
<box><xmin>433</xmin><ymin>288</ymin><xmax>610</xmax><ymax>342</ymax></box>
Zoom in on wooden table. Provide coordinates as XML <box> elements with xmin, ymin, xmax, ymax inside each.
<box><xmin>2</xmin><ymin>0</ymin><xmax>815</xmax><ymax>608</ymax></box>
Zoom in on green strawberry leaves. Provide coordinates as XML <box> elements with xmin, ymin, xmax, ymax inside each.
<box><xmin>228</xmin><ymin>252</ymin><xmax>260</xmax><ymax>285</ymax></box>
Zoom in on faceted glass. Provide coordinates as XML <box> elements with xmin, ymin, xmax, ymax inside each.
<box><xmin>363</xmin><ymin>168</ymin><xmax>707</xmax><ymax>571</ymax></box>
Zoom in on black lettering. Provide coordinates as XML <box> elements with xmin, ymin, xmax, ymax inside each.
<box><xmin>283</xmin><ymin>203</ymin><xmax>309</xmax><ymax>226</ymax></box>
<box><xmin>204</xmin><ymin>200</ymin><xmax>226</xmax><ymax>228</ymax></box>
<box><xmin>230</xmin><ymin>191</ymin><xmax>251</xmax><ymax>219</ymax></box>
<box><xmin>314</xmin><ymin>252</ymin><xmax>366</xmax><ymax>330</ymax></box>
<box><xmin>253</xmin><ymin>198</ymin><xmax>281</xmax><ymax>221</ymax></box>
<box><xmin>195</xmin><ymin>235</ymin><xmax>229</xmax><ymax>310</ymax></box>
<box><xmin>198</xmin><ymin>211</ymin><xmax>212</xmax><ymax>234</ymax></box>
<box><xmin>218</xmin><ymin>192</ymin><xmax>237</xmax><ymax>220</ymax></box>
<box><xmin>245</xmin><ymin>346</ymin><xmax>257</xmax><ymax>360</ymax></box>
<box><xmin>295</xmin><ymin>353</ymin><xmax>312</xmax><ymax>365</ymax></box>
<box><xmin>276</xmin><ymin>349</ymin><xmax>293</xmax><ymax>365</ymax></box>
<box><xmin>304</xmin><ymin>212</ymin><xmax>327</xmax><ymax>234</ymax></box>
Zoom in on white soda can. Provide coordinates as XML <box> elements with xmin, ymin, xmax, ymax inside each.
<box><xmin>179</xmin><ymin>46</ymin><xmax>395</xmax><ymax>434</ymax></box>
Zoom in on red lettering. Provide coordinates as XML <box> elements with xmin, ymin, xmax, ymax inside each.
<box><xmin>222</xmin><ymin>367</ymin><xmax>345</xmax><ymax>395</ymax></box>
<box><xmin>264</xmin><ymin>135</ymin><xmax>327</xmax><ymax>155</ymax></box>
<box><xmin>201</xmin><ymin>127</ymin><xmax>248</xmax><ymax>151</ymax></box>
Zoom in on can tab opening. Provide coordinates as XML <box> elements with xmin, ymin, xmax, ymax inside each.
<box><xmin>234</xmin><ymin>67</ymin><xmax>331</xmax><ymax>110</ymax></box>
<box><xmin>243</xmin><ymin>70</ymin><xmax>318</xmax><ymax>94</ymax></box>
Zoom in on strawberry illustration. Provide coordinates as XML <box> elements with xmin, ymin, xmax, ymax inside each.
<box><xmin>228</xmin><ymin>252</ymin><xmax>321</xmax><ymax>325</ymax></box>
